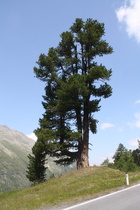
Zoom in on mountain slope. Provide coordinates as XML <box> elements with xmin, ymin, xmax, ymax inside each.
<box><xmin>0</xmin><ymin>125</ymin><xmax>76</xmax><ymax>192</ymax></box>
<box><xmin>0</xmin><ymin>125</ymin><xmax>35</xmax><ymax>192</ymax></box>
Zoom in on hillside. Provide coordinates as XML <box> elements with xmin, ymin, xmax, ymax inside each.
<box><xmin>0</xmin><ymin>125</ymin><xmax>35</xmax><ymax>192</ymax></box>
<box><xmin>0</xmin><ymin>125</ymin><xmax>76</xmax><ymax>192</ymax></box>
<box><xmin>1</xmin><ymin>167</ymin><xmax>140</xmax><ymax>210</ymax></box>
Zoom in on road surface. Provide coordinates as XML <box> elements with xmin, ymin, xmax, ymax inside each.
<box><xmin>64</xmin><ymin>184</ymin><xmax>140</xmax><ymax>210</ymax></box>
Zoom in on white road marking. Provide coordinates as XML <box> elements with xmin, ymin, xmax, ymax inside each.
<box><xmin>64</xmin><ymin>183</ymin><xmax>140</xmax><ymax>210</ymax></box>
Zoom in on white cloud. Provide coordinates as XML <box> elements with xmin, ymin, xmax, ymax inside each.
<box><xmin>116</xmin><ymin>0</ymin><xmax>140</xmax><ymax>43</ymax></box>
<box><xmin>27</xmin><ymin>133</ymin><xmax>37</xmax><ymax>141</ymax></box>
<box><xmin>129</xmin><ymin>138</ymin><xmax>139</xmax><ymax>148</ymax></box>
<box><xmin>127</xmin><ymin>112</ymin><xmax>140</xmax><ymax>128</ymax></box>
<box><xmin>100</xmin><ymin>123</ymin><xmax>115</xmax><ymax>130</ymax></box>
<box><xmin>135</xmin><ymin>99</ymin><xmax>140</xmax><ymax>104</ymax></box>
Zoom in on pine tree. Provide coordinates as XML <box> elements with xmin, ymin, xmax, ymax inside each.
<box><xmin>33</xmin><ymin>18</ymin><xmax>113</xmax><ymax>170</ymax></box>
<box><xmin>113</xmin><ymin>143</ymin><xmax>137</xmax><ymax>172</ymax></box>
<box><xmin>113</xmin><ymin>143</ymin><xmax>128</xmax><ymax>163</ymax></box>
<box><xmin>26</xmin><ymin>141</ymin><xmax>47</xmax><ymax>183</ymax></box>
<box><xmin>132</xmin><ymin>140</ymin><xmax>140</xmax><ymax>167</ymax></box>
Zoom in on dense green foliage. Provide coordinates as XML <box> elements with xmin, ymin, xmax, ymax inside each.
<box><xmin>26</xmin><ymin>144</ymin><xmax>46</xmax><ymax>183</ymax></box>
<box><xmin>27</xmin><ymin>18</ymin><xmax>113</xmax><ymax>182</ymax></box>
<box><xmin>132</xmin><ymin>140</ymin><xmax>140</xmax><ymax>167</ymax></box>
<box><xmin>26</xmin><ymin>141</ymin><xmax>76</xmax><ymax>183</ymax></box>
<box><xmin>113</xmin><ymin>143</ymin><xmax>137</xmax><ymax>172</ymax></box>
<box><xmin>102</xmin><ymin>142</ymin><xmax>140</xmax><ymax>172</ymax></box>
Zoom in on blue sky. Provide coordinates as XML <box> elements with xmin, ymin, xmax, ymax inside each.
<box><xmin>1</xmin><ymin>0</ymin><xmax>140</xmax><ymax>165</ymax></box>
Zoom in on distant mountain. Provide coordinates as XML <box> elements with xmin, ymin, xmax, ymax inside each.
<box><xmin>0</xmin><ymin>125</ymin><xmax>76</xmax><ymax>192</ymax></box>
<box><xmin>0</xmin><ymin>125</ymin><xmax>35</xmax><ymax>192</ymax></box>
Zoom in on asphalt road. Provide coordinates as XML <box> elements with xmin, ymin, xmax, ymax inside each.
<box><xmin>64</xmin><ymin>184</ymin><xmax>140</xmax><ymax>210</ymax></box>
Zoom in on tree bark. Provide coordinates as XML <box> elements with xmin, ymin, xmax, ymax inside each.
<box><xmin>77</xmin><ymin>100</ymin><xmax>89</xmax><ymax>169</ymax></box>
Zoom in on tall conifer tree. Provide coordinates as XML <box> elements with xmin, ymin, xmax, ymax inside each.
<box><xmin>30</xmin><ymin>18</ymin><xmax>113</xmax><ymax>172</ymax></box>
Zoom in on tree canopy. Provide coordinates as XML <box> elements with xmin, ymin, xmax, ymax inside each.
<box><xmin>113</xmin><ymin>143</ymin><xmax>137</xmax><ymax>172</ymax></box>
<box><xmin>101</xmin><ymin>142</ymin><xmax>140</xmax><ymax>172</ymax></box>
<box><xmin>27</xmin><ymin>18</ymin><xmax>113</xmax><ymax>182</ymax></box>
<box><xmin>132</xmin><ymin>140</ymin><xmax>140</xmax><ymax>167</ymax></box>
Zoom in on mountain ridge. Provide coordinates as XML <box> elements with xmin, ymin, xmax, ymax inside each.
<box><xmin>0</xmin><ymin>125</ymin><xmax>76</xmax><ymax>192</ymax></box>
<box><xmin>0</xmin><ymin>125</ymin><xmax>35</xmax><ymax>192</ymax></box>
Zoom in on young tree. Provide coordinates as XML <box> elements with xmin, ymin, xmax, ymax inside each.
<box><xmin>113</xmin><ymin>143</ymin><xmax>137</xmax><ymax>172</ymax></box>
<box><xmin>33</xmin><ymin>18</ymin><xmax>113</xmax><ymax>170</ymax></box>
<box><xmin>101</xmin><ymin>158</ymin><xmax>110</xmax><ymax>166</ymax></box>
<box><xmin>113</xmin><ymin>143</ymin><xmax>128</xmax><ymax>163</ymax></box>
<box><xmin>26</xmin><ymin>141</ymin><xmax>47</xmax><ymax>183</ymax></box>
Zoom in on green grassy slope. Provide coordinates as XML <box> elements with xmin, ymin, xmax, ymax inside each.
<box><xmin>1</xmin><ymin>166</ymin><xmax>140</xmax><ymax>210</ymax></box>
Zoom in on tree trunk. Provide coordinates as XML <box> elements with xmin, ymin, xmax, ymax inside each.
<box><xmin>77</xmin><ymin>101</ymin><xmax>89</xmax><ymax>169</ymax></box>
<box><xmin>77</xmin><ymin>143</ymin><xmax>89</xmax><ymax>169</ymax></box>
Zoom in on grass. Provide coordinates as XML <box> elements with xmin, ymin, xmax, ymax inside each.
<box><xmin>0</xmin><ymin>166</ymin><xmax>140</xmax><ymax>210</ymax></box>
